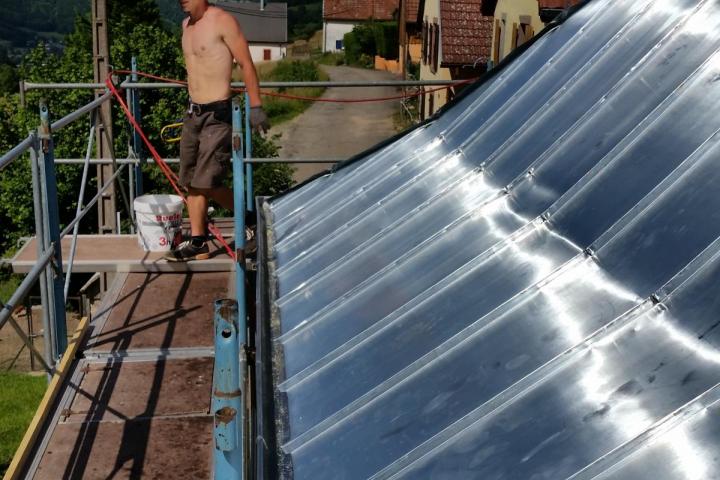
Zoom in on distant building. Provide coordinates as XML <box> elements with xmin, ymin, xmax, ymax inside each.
<box><xmin>399</xmin><ymin>0</ymin><xmax>422</xmax><ymax>73</ymax></box>
<box><xmin>487</xmin><ymin>0</ymin><xmax>581</xmax><ymax>64</ymax></box>
<box><xmin>216</xmin><ymin>1</ymin><xmax>288</xmax><ymax>62</ymax></box>
<box><xmin>418</xmin><ymin>0</ymin><xmax>493</xmax><ymax>118</ymax></box>
<box><xmin>322</xmin><ymin>0</ymin><xmax>399</xmax><ymax>53</ymax></box>
<box><xmin>487</xmin><ymin>0</ymin><xmax>544</xmax><ymax>66</ymax></box>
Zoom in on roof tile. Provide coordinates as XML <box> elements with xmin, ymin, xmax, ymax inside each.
<box><xmin>439</xmin><ymin>0</ymin><xmax>494</xmax><ymax>66</ymax></box>
<box><xmin>323</xmin><ymin>0</ymin><xmax>399</xmax><ymax>21</ymax></box>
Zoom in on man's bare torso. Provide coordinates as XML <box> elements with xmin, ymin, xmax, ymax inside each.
<box><xmin>182</xmin><ymin>7</ymin><xmax>233</xmax><ymax>104</ymax></box>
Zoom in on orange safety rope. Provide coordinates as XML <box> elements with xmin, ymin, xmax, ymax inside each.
<box><xmin>105</xmin><ymin>76</ymin><xmax>237</xmax><ymax>261</ymax></box>
<box><xmin>112</xmin><ymin>70</ymin><xmax>477</xmax><ymax>103</ymax></box>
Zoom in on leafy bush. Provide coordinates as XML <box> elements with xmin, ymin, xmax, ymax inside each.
<box><xmin>251</xmin><ymin>134</ymin><xmax>294</xmax><ymax>197</ymax></box>
<box><xmin>316</xmin><ymin>52</ymin><xmax>345</xmax><ymax>66</ymax></box>
<box><xmin>271</xmin><ymin>60</ymin><xmax>320</xmax><ymax>85</ymax></box>
<box><xmin>344</xmin><ymin>21</ymin><xmax>399</xmax><ymax>66</ymax></box>
<box><xmin>260</xmin><ymin>59</ymin><xmax>327</xmax><ymax>125</ymax></box>
<box><xmin>0</xmin><ymin>0</ymin><xmax>296</xmax><ymax>256</ymax></box>
<box><xmin>374</xmin><ymin>22</ymin><xmax>399</xmax><ymax>60</ymax></box>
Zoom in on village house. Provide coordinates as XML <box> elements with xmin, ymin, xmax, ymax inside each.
<box><xmin>418</xmin><ymin>0</ymin><xmax>580</xmax><ymax>118</ymax></box>
<box><xmin>322</xmin><ymin>0</ymin><xmax>399</xmax><ymax>52</ymax></box>
<box><xmin>216</xmin><ymin>1</ymin><xmax>289</xmax><ymax>62</ymax></box>
<box><xmin>418</xmin><ymin>0</ymin><xmax>494</xmax><ymax>119</ymax></box>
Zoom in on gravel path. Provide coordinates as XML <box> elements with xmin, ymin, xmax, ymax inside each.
<box><xmin>269</xmin><ymin>65</ymin><xmax>401</xmax><ymax>184</ymax></box>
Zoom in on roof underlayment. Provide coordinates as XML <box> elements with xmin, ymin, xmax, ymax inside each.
<box><xmin>256</xmin><ymin>0</ymin><xmax>720</xmax><ymax>478</ymax></box>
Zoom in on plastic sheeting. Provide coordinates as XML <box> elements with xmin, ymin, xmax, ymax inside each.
<box><xmin>257</xmin><ymin>0</ymin><xmax>720</xmax><ymax>477</ymax></box>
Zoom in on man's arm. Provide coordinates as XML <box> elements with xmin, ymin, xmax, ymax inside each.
<box><xmin>219</xmin><ymin>11</ymin><xmax>262</xmax><ymax>108</ymax></box>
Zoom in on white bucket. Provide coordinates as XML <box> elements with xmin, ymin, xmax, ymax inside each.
<box><xmin>134</xmin><ymin>194</ymin><xmax>184</xmax><ymax>252</ymax></box>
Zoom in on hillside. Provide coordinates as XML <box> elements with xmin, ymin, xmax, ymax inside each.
<box><xmin>0</xmin><ymin>0</ymin><xmax>323</xmax><ymax>62</ymax></box>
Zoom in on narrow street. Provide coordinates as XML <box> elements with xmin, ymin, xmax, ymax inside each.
<box><xmin>269</xmin><ymin>65</ymin><xmax>401</xmax><ymax>184</ymax></box>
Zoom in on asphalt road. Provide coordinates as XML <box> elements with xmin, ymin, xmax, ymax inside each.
<box><xmin>269</xmin><ymin>65</ymin><xmax>401</xmax><ymax>184</ymax></box>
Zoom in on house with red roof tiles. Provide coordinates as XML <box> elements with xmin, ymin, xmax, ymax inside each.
<box><xmin>417</xmin><ymin>0</ymin><xmax>580</xmax><ymax>117</ymax></box>
<box><xmin>418</xmin><ymin>0</ymin><xmax>494</xmax><ymax>118</ymax></box>
<box><xmin>322</xmin><ymin>0</ymin><xmax>400</xmax><ymax>52</ymax></box>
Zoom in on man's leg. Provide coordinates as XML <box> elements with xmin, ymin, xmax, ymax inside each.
<box><xmin>187</xmin><ymin>188</ymin><xmax>210</xmax><ymax>236</ymax></box>
<box><xmin>164</xmin><ymin>188</ymin><xmax>211</xmax><ymax>261</ymax></box>
<box><xmin>207</xmin><ymin>186</ymin><xmax>234</xmax><ymax>211</ymax></box>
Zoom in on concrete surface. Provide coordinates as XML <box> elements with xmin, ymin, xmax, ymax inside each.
<box><xmin>270</xmin><ymin>65</ymin><xmax>401</xmax><ymax>184</ymax></box>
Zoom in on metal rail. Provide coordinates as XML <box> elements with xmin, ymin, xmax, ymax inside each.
<box><xmin>54</xmin><ymin>157</ymin><xmax>343</xmax><ymax>164</ymax></box>
<box><xmin>0</xmin><ymin>135</ymin><xmax>34</xmax><ymax>171</ymax></box>
<box><xmin>24</xmin><ymin>79</ymin><xmax>468</xmax><ymax>90</ymax></box>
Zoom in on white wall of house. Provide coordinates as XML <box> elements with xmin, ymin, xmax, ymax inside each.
<box><xmin>492</xmin><ymin>0</ymin><xmax>544</xmax><ymax>64</ymax></box>
<box><xmin>249</xmin><ymin>44</ymin><xmax>287</xmax><ymax>63</ymax></box>
<box><xmin>323</xmin><ymin>21</ymin><xmax>356</xmax><ymax>52</ymax></box>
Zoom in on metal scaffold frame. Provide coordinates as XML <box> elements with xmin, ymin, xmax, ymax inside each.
<box><xmin>0</xmin><ymin>74</ymin><xmax>461</xmax><ymax>479</ymax></box>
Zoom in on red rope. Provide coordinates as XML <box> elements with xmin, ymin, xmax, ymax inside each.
<box><xmin>112</xmin><ymin>69</ymin><xmax>476</xmax><ymax>103</ymax></box>
<box><xmin>105</xmin><ymin>68</ymin><xmax>474</xmax><ymax>261</ymax></box>
<box><xmin>105</xmin><ymin>76</ymin><xmax>237</xmax><ymax>261</ymax></box>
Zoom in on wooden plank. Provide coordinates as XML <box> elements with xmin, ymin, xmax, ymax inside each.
<box><xmin>3</xmin><ymin>317</ymin><xmax>89</xmax><ymax>480</ymax></box>
<box><xmin>10</xmin><ymin>235</ymin><xmax>236</xmax><ymax>274</ymax></box>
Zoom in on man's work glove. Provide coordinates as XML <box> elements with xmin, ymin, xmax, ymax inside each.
<box><xmin>250</xmin><ymin>106</ymin><xmax>270</xmax><ymax>134</ymax></box>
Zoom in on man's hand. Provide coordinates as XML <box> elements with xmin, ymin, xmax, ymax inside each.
<box><xmin>250</xmin><ymin>106</ymin><xmax>270</xmax><ymax>134</ymax></box>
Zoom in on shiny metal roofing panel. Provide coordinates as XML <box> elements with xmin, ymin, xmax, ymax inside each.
<box><xmin>256</xmin><ymin>0</ymin><xmax>720</xmax><ymax>478</ymax></box>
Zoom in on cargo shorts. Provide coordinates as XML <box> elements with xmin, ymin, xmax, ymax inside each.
<box><xmin>179</xmin><ymin>98</ymin><xmax>232</xmax><ymax>190</ymax></box>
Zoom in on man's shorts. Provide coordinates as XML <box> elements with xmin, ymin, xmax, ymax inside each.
<box><xmin>179</xmin><ymin>98</ymin><xmax>232</xmax><ymax>190</ymax></box>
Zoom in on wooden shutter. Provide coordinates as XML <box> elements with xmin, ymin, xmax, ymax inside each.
<box><xmin>493</xmin><ymin>19</ymin><xmax>501</xmax><ymax>65</ymax></box>
<box><xmin>432</xmin><ymin>22</ymin><xmax>440</xmax><ymax>73</ymax></box>
<box><xmin>511</xmin><ymin>23</ymin><xmax>518</xmax><ymax>50</ymax></box>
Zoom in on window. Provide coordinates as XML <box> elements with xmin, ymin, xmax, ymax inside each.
<box><xmin>513</xmin><ymin>17</ymin><xmax>534</xmax><ymax>51</ymax></box>
<box><xmin>263</xmin><ymin>49</ymin><xmax>272</xmax><ymax>61</ymax></box>
<box><xmin>336</xmin><ymin>39</ymin><xmax>344</xmax><ymax>50</ymax></box>
<box><xmin>517</xmin><ymin>22</ymin><xmax>534</xmax><ymax>48</ymax></box>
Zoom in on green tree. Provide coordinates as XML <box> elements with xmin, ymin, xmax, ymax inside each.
<box><xmin>0</xmin><ymin>0</ymin><xmax>292</xmax><ymax>256</ymax></box>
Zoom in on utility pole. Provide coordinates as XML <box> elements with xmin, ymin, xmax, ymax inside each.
<box><xmin>92</xmin><ymin>0</ymin><xmax>117</xmax><ymax>236</ymax></box>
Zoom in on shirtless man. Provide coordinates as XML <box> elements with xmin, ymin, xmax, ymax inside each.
<box><xmin>166</xmin><ymin>0</ymin><xmax>269</xmax><ymax>261</ymax></box>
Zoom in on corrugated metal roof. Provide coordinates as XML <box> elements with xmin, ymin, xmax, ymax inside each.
<box><xmin>216</xmin><ymin>1</ymin><xmax>288</xmax><ymax>44</ymax></box>
<box><xmin>257</xmin><ymin>0</ymin><xmax>720</xmax><ymax>478</ymax></box>
<box><xmin>323</xmin><ymin>0</ymin><xmax>399</xmax><ymax>21</ymax></box>
<box><xmin>439</xmin><ymin>0</ymin><xmax>494</xmax><ymax>66</ymax></box>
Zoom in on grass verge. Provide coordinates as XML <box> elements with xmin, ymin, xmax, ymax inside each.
<box><xmin>259</xmin><ymin>60</ymin><xmax>330</xmax><ymax>125</ymax></box>
<box><xmin>0</xmin><ymin>372</ymin><xmax>46</xmax><ymax>476</ymax></box>
<box><xmin>0</xmin><ymin>272</ymin><xmax>21</xmax><ymax>305</ymax></box>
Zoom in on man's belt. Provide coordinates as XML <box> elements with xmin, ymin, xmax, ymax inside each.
<box><xmin>187</xmin><ymin>98</ymin><xmax>232</xmax><ymax>115</ymax></box>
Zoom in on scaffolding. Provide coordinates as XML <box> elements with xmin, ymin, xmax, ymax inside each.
<box><xmin>0</xmin><ymin>75</ymin><xmax>460</xmax><ymax>479</ymax></box>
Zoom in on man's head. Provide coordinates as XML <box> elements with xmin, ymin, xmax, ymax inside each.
<box><xmin>178</xmin><ymin>0</ymin><xmax>208</xmax><ymax>16</ymax></box>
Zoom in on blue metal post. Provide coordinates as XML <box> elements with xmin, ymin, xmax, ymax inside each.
<box><xmin>243</xmin><ymin>93</ymin><xmax>254</xmax><ymax>213</ymax></box>
<box><xmin>212</xmin><ymin>299</ymin><xmax>243</xmax><ymax>480</ymax></box>
<box><xmin>131</xmin><ymin>56</ymin><xmax>144</xmax><ymax>196</ymax></box>
<box><xmin>38</xmin><ymin>101</ymin><xmax>68</xmax><ymax>360</ymax></box>
<box><xmin>232</xmin><ymin>97</ymin><xmax>247</xmax><ymax>336</ymax></box>
<box><xmin>29</xmin><ymin>133</ymin><xmax>55</xmax><ymax>376</ymax></box>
